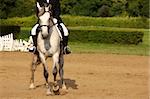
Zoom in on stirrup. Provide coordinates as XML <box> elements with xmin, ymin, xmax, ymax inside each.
<box><xmin>28</xmin><ymin>46</ymin><xmax>36</xmax><ymax>53</ymax></box>
<box><xmin>64</xmin><ymin>46</ymin><xmax>71</xmax><ymax>54</ymax></box>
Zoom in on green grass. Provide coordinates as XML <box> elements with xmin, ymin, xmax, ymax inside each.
<box><xmin>68</xmin><ymin>27</ymin><xmax>149</xmax><ymax>56</ymax></box>
<box><xmin>18</xmin><ymin>27</ymin><xmax>31</xmax><ymax>40</ymax></box>
<box><xmin>68</xmin><ymin>26</ymin><xmax>147</xmax><ymax>31</ymax></box>
<box><xmin>69</xmin><ymin>29</ymin><xmax>149</xmax><ymax>56</ymax></box>
<box><xmin>69</xmin><ymin>42</ymin><xmax>149</xmax><ymax>56</ymax></box>
<box><xmin>20</xmin><ymin>27</ymin><xmax>149</xmax><ymax>56</ymax></box>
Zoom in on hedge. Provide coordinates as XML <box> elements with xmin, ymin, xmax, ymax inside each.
<box><xmin>69</xmin><ymin>28</ymin><xmax>144</xmax><ymax>45</ymax></box>
<box><xmin>0</xmin><ymin>25</ymin><xmax>20</xmax><ymax>39</ymax></box>
<box><xmin>0</xmin><ymin>15</ymin><xmax>149</xmax><ymax>29</ymax></box>
<box><xmin>62</xmin><ymin>15</ymin><xmax>149</xmax><ymax>29</ymax></box>
<box><xmin>19</xmin><ymin>27</ymin><xmax>144</xmax><ymax>45</ymax></box>
<box><xmin>0</xmin><ymin>16</ymin><xmax>37</xmax><ymax>27</ymax></box>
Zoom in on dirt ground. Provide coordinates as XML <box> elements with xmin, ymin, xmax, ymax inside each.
<box><xmin>0</xmin><ymin>52</ymin><xmax>149</xmax><ymax>99</ymax></box>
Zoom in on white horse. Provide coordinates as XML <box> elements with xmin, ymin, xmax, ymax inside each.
<box><xmin>29</xmin><ymin>3</ymin><xmax>67</xmax><ymax>95</ymax></box>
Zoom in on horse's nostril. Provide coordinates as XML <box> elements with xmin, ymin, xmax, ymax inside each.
<box><xmin>42</xmin><ymin>34</ymin><xmax>48</xmax><ymax>39</ymax></box>
<box><xmin>42</xmin><ymin>35</ymin><xmax>46</xmax><ymax>39</ymax></box>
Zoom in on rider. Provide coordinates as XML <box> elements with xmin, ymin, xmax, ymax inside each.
<box><xmin>30</xmin><ymin>0</ymin><xmax>71</xmax><ymax>54</ymax></box>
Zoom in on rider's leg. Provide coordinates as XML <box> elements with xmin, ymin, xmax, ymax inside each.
<box><xmin>60</xmin><ymin>23</ymin><xmax>71</xmax><ymax>54</ymax></box>
<box><xmin>30</xmin><ymin>24</ymin><xmax>39</xmax><ymax>52</ymax></box>
<box><xmin>57</xmin><ymin>23</ymin><xmax>71</xmax><ymax>54</ymax></box>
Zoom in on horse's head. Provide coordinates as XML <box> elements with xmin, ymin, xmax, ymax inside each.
<box><xmin>37</xmin><ymin>2</ymin><xmax>52</xmax><ymax>39</ymax></box>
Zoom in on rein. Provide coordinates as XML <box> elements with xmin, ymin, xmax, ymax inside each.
<box><xmin>38</xmin><ymin>18</ymin><xmax>56</xmax><ymax>29</ymax></box>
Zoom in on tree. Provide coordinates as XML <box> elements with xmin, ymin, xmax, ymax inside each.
<box><xmin>110</xmin><ymin>0</ymin><xmax>127</xmax><ymax>16</ymax></box>
<box><xmin>0</xmin><ymin>0</ymin><xmax>149</xmax><ymax>18</ymax></box>
<box><xmin>98</xmin><ymin>0</ymin><xmax>112</xmax><ymax>17</ymax></box>
<box><xmin>0</xmin><ymin>0</ymin><xmax>16</xmax><ymax>19</ymax></box>
<box><xmin>140</xmin><ymin>0</ymin><xmax>149</xmax><ymax>17</ymax></box>
<box><xmin>9</xmin><ymin>0</ymin><xmax>35</xmax><ymax>18</ymax></box>
<box><xmin>61</xmin><ymin>0</ymin><xmax>112</xmax><ymax>17</ymax></box>
<box><xmin>127</xmin><ymin>0</ymin><xmax>149</xmax><ymax>17</ymax></box>
<box><xmin>98</xmin><ymin>5</ymin><xmax>110</xmax><ymax>17</ymax></box>
<box><xmin>0</xmin><ymin>0</ymin><xmax>35</xmax><ymax>19</ymax></box>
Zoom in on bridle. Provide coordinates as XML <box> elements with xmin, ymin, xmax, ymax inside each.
<box><xmin>37</xmin><ymin>4</ymin><xmax>55</xmax><ymax>33</ymax></box>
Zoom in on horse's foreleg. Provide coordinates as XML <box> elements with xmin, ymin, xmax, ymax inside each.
<box><xmin>53</xmin><ymin>66</ymin><xmax>57</xmax><ymax>83</ymax></box>
<box><xmin>59</xmin><ymin>43</ymin><xmax>66</xmax><ymax>89</ymax></box>
<box><xmin>30</xmin><ymin>69</ymin><xmax>35</xmax><ymax>89</ymax></box>
<box><xmin>52</xmin><ymin>66</ymin><xmax>60</xmax><ymax>95</ymax></box>
<box><xmin>29</xmin><ymin>54</ymin><xmax>39</xmax><ymax>89</ymax></box>
<box><xmin>43</xmin><ymin>66</ymin><xmax>49</xmax><ymax>87</ymax></box>
<box><xmin>59</xmin><ymin>51</ymin><xmax>68</xmax><ymax>95</ymax></box>
<box><xmin>59</xmin><ymin>53</ymin><xmax>66</xmax><ymax>90</ymax></box>
<box><xmin>39</xmin><ymin>52</ymin><xmax>52</xmax><ymax>95</ymax></box>
<box><xmin>52</xmin><ymin>53</ymin><xmax>59</xmax><ymax>82</ymax></box>
<box><xmin>52</xmin><ymin>53</ymin><xmax>60</xmax><ymax>94</ymax></box>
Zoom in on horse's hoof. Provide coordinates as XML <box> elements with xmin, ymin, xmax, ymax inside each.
<box><xmin>62</xmin><ymin>84</ymin><xmax>67</xmax><ymax>90</ymax></box>
<box><xmin>60</xmin><ymin>88</ymin><xmax>68</xmax><ymax>95</ymax></box>
<box><xmin>46</xmin><ymin>89</ymin><xmax>54</xmax><ymax>96</ymax></box>
<box><xmin>60</xmin><ymin>84</ymin><xmax>68</xmax><ymax>95</ymax></box>
<box><xmin>46</xmin><ymin>91</ymin><xmax>53</xmax><ymax>96</ymax></box>
<box><xmin>29</xmin><ymin>83</ymin><xmax>35</xmax><ymax>89</ymax></box>
<box><xmin>53</xmin><ymin>85</ymin><xmax>60</xmax><ymax>95</ymax></box>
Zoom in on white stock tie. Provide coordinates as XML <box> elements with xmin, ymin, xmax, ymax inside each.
<box><xmin>46</xmin><ymin>0</ymin><xmax>49</xmax><ymax>3</ymax></box>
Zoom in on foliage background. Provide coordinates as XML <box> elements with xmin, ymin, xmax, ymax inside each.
<box><xmin>0</xmin><ymin>0</ymin><xmax>149</xmax><ymax>19</ymax></box>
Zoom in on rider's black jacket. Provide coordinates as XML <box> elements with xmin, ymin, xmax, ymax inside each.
<box><xmin>36</xmin><ymin>0</ymin><xmax>62</xmax><ymax>23</ymax></box>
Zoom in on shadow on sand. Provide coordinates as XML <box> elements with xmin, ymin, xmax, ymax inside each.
<box><xmin>58</xmin><ymin>78</ymin><xmax>78</xmax><ymax>89</ymax></box>
<box><xmin>35</xmin><ymin>78</ymin><xmax>78</xmax><ymax>90</ymax></box>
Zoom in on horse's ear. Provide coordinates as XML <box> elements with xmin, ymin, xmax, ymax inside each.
<box><xmin>37</xmin><ymin>2</ymin><xmax>42</xmax><ymax>11</ymax></box>
<box><xmin>49</xmin><ymin>4</ymin><xmax>52</xmax><ymax>9</ymax></box>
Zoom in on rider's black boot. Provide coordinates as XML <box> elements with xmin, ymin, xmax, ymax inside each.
<box><xmin>57</xmin><ymin>24</ymin><xmax>71</xmax><ymax>54</ymax></box>
<box><xmin>31</xmin><ymin>35</ymin><xmax>38</xmax><ymax>54</ymax></box>
<box><xmin>63</xmin><ymin>36</ymin><xmax>71</xmax><ymax>54</ymax></box>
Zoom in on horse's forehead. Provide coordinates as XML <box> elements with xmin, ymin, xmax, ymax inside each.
<box><xmin>45</xmin><ymin>7</ymin><xmax>49</xmax><ymax>11</ymax></box>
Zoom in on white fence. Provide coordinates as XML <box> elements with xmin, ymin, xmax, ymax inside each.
<box><xmin>0</xmin><ymin>33</ymin><xmax>31</xmax><ymax>52</ymax></box>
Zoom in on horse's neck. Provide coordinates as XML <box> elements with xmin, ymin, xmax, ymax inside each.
<box><xmin>51</xmin><ymin>26</ymin><xmax>60</xmax><ymax>38</ymax></box>
<box><xmin>49</xmin><ymin>19</ymin><xmax>54</xmax><ymax>26</ymax></box>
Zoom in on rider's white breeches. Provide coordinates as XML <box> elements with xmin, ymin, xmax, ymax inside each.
<box><xmin>53</xmin><ymin>18</ymin><xmax>69</xmax><ymax>36</ymax></box>
<box><xmin>60</xmin><ymin>23</ymin><xmax>69</xmax><ymax>36</ymax></box>
<box><xmin>31</xmin><ymin>24</ymin><xmax>39</xmax><ymax>36</ymax></box>
<box><xmin>31</xmin><ymin>19</ymin><xmax>69</xmax><ymax>37</ymax></box>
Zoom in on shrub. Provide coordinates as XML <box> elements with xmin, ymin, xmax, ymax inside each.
<box><xmin>0</xmin><ymin>16</ymin><xmax>37</xmax><ymax>27</ymax></box>
<box><xmin>0</xmin><ymin>15</ymin><xmax>149</xmax><ymax>29</ymax></box>
<box><xmin>62</xmin><ymin>15</ymin><xmax>149</xmax><ymax>29</ymax></box>
<box><xmin>20</xmin><ymin>27</ymin><xmax>144</xmax><ymax>45</ymax></box>
<box><xmin>69</xmin><ymin>28</ymin><xmax>144</xmax><ymax>45</ymax></box>
<box><xmin>0</xmin><ymin>25</ymin><xmax>20</xmax><ymax>39</ymax></box>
